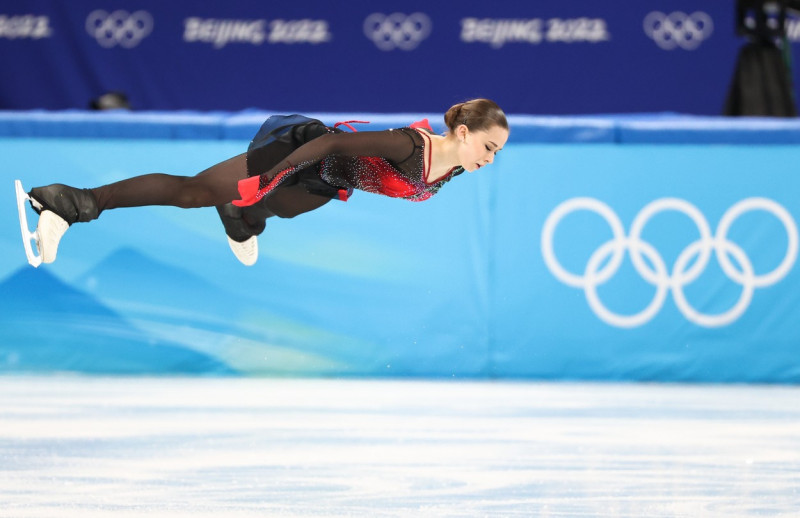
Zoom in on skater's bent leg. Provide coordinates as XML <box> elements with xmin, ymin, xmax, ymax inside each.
<box><xmin>216</xmin><ymin>201</ymin><xmax>275</xmax><ymax>242</ymax></box>
<box><xmin>91</xmin><ymin>153</ymin><xmax>248</xmax><ymax>212</ymax></box>
<box><xmin>216</xmin><ymin>182</ymin><xmax>330</xmax><ymax>261</ymax></box>
<box><xmin>264</xmin><ymin>183</ymin><xmax>332</xmax><ymax>218</ymax></box>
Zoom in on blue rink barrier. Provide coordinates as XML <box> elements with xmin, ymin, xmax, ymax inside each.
<box><xmin>6</xmin><ymin>111</ymin><xmax>800</xmax><ymax>144</ymax></box>
<box><xmin>0</xmin><ymin>112</ymin><xmax>799</xmax><ymax>382</ymax></box>
<box><xmin>0</xmin><ymin>110</ymin><xmax>622</xmax><ymax>142</ymax></box>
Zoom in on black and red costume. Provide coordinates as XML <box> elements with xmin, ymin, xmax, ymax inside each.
<box><xmin>236</xmin><ymin>115</ymin><xmax>464</xmax><ymax>208</ymax></box>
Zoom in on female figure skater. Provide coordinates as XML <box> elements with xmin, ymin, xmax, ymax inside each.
<box><xmin>22</xmin><ymin>98</ymin><xmax>508</xmax><ymax>265</ymax></box>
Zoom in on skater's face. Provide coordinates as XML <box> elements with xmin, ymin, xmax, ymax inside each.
<box><xmin>457</xmin><ymin>124</ymin><xmax>508</xmax><ymax>173</ymax></box>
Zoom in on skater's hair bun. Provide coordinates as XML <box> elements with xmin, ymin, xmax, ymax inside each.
<box><xmin>444</xmin><ymin>99</ymin><xmax>508</xmax><ymax>133</ymax></box>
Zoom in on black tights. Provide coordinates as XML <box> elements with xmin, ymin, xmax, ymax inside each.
<box><xmin>89</xmin><ymin>152</ymin><xmax>331</xmax><ymax>220</ymax></box>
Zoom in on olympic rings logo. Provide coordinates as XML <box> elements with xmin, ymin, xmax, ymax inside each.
<box><xmin>86</xmin><ymin>10</ymin><xmax>153</xmax><ymax>48</ymax></box>
<box><xmin>542</xmin><ymin>197</ymin><xmax>798</xmax><ymax>328</ymax></box>
<box><xmin>363</xmin><ymin>12</ymin><xmax>431</xmax><ymax>51</ymax></box>
<box><xmin>643</xmin><ymin>11</ymin><xmax>713</xmax><ymax>50</ymax></box>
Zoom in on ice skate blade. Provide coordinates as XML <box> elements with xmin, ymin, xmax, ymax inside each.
<box><xmin>14</xmin><ymin>180</ymin><xmax>42</xmax><ymax>268</ymax></box>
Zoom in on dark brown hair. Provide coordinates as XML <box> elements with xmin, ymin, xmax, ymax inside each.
<box><xmin>444</xmin><ymin>98</ymin><xmax>508</xmax><ymax>133</ymax></box>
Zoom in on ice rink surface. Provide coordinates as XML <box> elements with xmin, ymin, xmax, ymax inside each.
<box><xmin>1</xmin><ymin>376</ymin><xmax>799</xmax><ymax>517</ymax></box>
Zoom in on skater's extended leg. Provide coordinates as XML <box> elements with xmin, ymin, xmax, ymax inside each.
<box><xmin>91</xmin><ymin>153</ymin><xmax>248</xmax><ymax>211</ymax></box>
<box><xmin>27</xmin><ymin>153</ymin><xmax>248</xmax><ymax>263</ymax></box>
<box><xmin>26</xmin><ymin>152</ymin><xmax>332</xmax><ymax>265</ymax></box>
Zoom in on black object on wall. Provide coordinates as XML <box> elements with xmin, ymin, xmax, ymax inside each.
<box><xmin>724</xmin><ymin>0</ymin><xmax>798</xmax><ymax>116</ymax></box>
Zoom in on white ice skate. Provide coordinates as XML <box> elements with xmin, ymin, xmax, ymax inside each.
<box><xmin>15</xmin><ymin>180</ymin><xmax>68</xmax><ymax>267</ymax></box>
<box><xmin>227</xmin><ymin>235</ymin><xmax>258</xmax><ymax>266</ymax></box>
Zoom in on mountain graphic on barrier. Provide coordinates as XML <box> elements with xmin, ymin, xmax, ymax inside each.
<box><xmin>70</xmin><ymin>247</ymin><xmax>382</xmax><ymax>375</ymax></box>
<box><xmin>73</xmin><ymin>247</ymin><xmax>335</xmax><ymax>338</ymax></box>
<box><xmin>0</xmin><ymin>247</ymin><xmax>438</xmax><ymax>376</ymax></box>
<box><xmin>74</xmin><ymin>247</ymin><xmax>247</xmax><ymax>327</ymax></box>
<box><xmin>0</xmin><ymin>266</ymin><xmax>234</xmax><ymax>374</ymax></box>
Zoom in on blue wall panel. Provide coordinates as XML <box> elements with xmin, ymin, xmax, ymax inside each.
<box><xmin>2</xmin><ymin>1</ymin><xmax>800</xmax><ymax>115</ymax></box>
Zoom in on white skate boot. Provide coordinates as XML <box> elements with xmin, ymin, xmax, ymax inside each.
<box><xmin>226</xmin><ymin>235</ymin><xmax>258</xmax><ymax>266</ymax></box>
<box><xmin>15</xmin><ymin>180</ymin><xmax>99</xmax><ymax>266</ymax></box>
<box><xmin>36</xmin><ymin>210</ymin><xmax>70</xmax><ymax>264</ymax></box>
<box><xmin>216</xmin><ymin>202</ymin><xmax>269</xmax><ymax>266</ymax></box>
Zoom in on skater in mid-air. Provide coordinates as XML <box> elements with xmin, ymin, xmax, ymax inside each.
<box><xmin>16</xmin><ymin>98</ymin><xmax>508</xmax><ymax>267</ymax></box>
